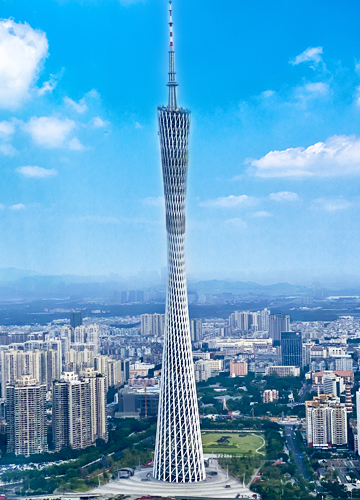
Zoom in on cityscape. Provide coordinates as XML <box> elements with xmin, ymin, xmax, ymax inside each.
<box><xmin>0</xmin><ymin>0</ymin><xmax>359</xmax><ymax>500</ymax></box>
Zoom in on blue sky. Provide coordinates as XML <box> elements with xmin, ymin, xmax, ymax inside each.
<box><xmin>0</xmin><ymin>0</ymin><xmax>360</xmax><ymax>285</ymax></box>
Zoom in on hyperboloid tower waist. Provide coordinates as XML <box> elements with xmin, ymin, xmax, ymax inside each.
<box><xmin>153</xmin><ymin>1</ymin><xmax>205</xmax><ymax>483</ymax></box>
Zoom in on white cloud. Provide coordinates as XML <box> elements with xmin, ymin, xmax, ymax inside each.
<box><xmin>294</xmin><ymin>82</ymin><xmax>330</xmax><ymax>103</ymax></box>
<box><xmin>10</xmin><ymin>203</ymin><xmax>25</xmax><ymax>210</ymax></box>
<box><xmin>252</xmin><ymin>211</ymin><xmax>272</xmax><ymax>217</ymax></box>
<box><xmin>24</xmin><ymin>116</ymin><xmax>76</xmax><ymax>148</ymax></box>
<box><xmin>290</xmin><ymin>46</ymin><xmax>323</xmax><ymax>66</ymax></box>
<box><xmin>0</xmin><ymin>120</ymin><xmax>15</xmax><ymax>137</ymax></box>
<box><xmin>0</xmin><ymin>19</ymin><xmax>48</xmax><ymax>108</ymax></box>
<box><xmin>143</xmin><ymin>196</ymin><xmax>164</xmax><ymax>207</ymax></box>
<box><xmin>224</xmin><ymin>218</ymin><xmax>247</xmax><ymax>229</ymax></box>
<box><xmin>260</xmin><ymin>90</ymin><xmax>275</xmax><ymax>99</ymax></box>
<box><xmin>269</xmin><ymin>191</ymin><xmax>299</xmax><ymax>202</ymax></box>
<box><xmin>251</xmin><ymin>135</ymin><xmax>360</xmax><ymax>178</ymax></box>
<box><xmin>0</xmin><ymin>143</ymin><xmax>17</xmax><ymax>156</ymax></box>
<box><xmin>135</xmin><ymin>122</ymin><xmax>143</xmax><ymax>129</ymax></box>
<box><xmin>68</xmin><ymin>137</ymin><xmax>85</xmax><ymax>151</ymax></box>
<box><xmin>200</xmin><ymin>195</ymin><xmax>255</xmax><ymax>208</ymax></box>
<box><xmin>314</xmin><ymin>197</ymin><xmax>352</xmax><ymax>212</ymax></box>
<box><xmin>64</xmin><ymin>96</ymin><xmax>88</xmax><ymax>114</ymax></box>
<box><xmin>16</xmin><ymin>166</ymin><xmax>57</xmax><ymax>178</ymax></box>
<box><xmin>38</xmin><ymin>75</ymin><xmax>58</xmax><ymax>96</ymax></box>
<box><xmin>93</xmin><ymin>117</ymin><xmax>106</xmax><ymax>128</ymax></box>
<box><xmin>0</xmin><ymin>204</ymin><xmax>4</xmax><ymax>210</ymax></box>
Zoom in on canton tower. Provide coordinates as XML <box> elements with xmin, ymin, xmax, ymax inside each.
<box><xmin>153</xmin><ymin>1</ymin><xmax>206</xmax><ymax>484</ymax></box>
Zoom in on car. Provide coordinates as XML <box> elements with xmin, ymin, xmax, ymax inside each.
<box><xmin>224</xmin><ymin>484</ymin><xmax>231</xmax><ymax>488</ymax></box>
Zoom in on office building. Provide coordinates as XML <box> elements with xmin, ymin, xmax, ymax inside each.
<box><xmin>153</xmin><ymin>3</ymin><xmax>205</xmax><ymax>483</ymax></box>
<box><xmin>70</xmin><ymin>311</ymin><xmax>83</xmax><ymax>329</ymax></box>
<box><xmin>118</xmin><ymin>385</ymin><xmax>160</xmax><ymax>418</ymax></box>
<box><xmin>281</xmin><ymin>331</ymin><xmax>302</xmax><ymax>367</ymax></box>
<box><xmin>6</xmin><ymin>375</ymin><xmax>48</xmax><ymax>456</ymax></box>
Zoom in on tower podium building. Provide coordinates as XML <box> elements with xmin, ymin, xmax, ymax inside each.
<box><xmin>153</xmin><ymin>2</ymin><xmax>205</xmax><ymax>483</ymax></box>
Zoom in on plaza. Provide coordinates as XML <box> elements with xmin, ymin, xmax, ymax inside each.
<box><xmin>90</xmin><ymin>458</ymin><xmax>257</xmax><ymax>499</ymax></box>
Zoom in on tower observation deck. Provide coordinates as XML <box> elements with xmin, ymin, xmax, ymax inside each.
<box><xmin>153</xmin><ymin>1</ymin><xmax>206</xmax><ymax>484</ymax></box>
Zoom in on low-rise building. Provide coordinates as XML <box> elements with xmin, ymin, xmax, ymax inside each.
<box><xmin>265</xmin><ymin>365</ymin><xmax>300</xmax><ymax>377</ymax></box>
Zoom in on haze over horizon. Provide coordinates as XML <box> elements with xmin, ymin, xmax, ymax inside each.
<box><xmin>0</xmin><ymin>0</ymin><xmax>359</xmax><ymax>281</ymax></box>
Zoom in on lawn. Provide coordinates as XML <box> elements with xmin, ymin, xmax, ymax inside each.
<box><xmin>202</xmin><ymin>432</ymin><xmax>265</xmax><ymax>455</ymax></box>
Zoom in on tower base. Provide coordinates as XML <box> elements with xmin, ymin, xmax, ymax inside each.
<box><xmin>89</xmin><ymin>457</ymin><xmax>258</xmax><ymax>499</ymax></box>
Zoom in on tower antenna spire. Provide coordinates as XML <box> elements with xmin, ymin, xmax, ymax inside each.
<box><xmin>168</xmin><ymin>1</ymin><xmax>178</xmax><ymax>109</ymax></box>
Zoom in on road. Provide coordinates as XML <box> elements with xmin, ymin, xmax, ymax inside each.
<box><xmin>283</xmin><ymin>424</ymin><xmax>311</xmax><ymax>481</ymax></box>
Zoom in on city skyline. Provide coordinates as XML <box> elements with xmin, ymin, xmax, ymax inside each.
<box><xmin>0</xmin><ymin>1</ymin><xmax>359</xmax><ymax>283</ymax></box>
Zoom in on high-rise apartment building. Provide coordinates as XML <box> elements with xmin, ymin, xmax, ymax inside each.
<box><xmin>306</xmin><ymin>394</ymin><xmax>348</xmax><ymax>448</ymax></box>
<box><xmin>281</xmin><ymin>331</ymin><xmax>302</xmax><ymax>367</ymax></box>
<box><xmin>6</xmin><ymin>375</ymin><xmax>48</xmax><ymax>456</ymax></box>
<box><xmin>1</xmin><ymin>348</ymin><xmax>61</xmax><ymax>397</ymax></box>
<box><xmin>269</xmin><ymin>313</ymin><xmax>290</xmax><ymax>342</ymax></box>
<box><xmin>357</xmin><ymin>389</ymin><xmax>360</xmax><ymax>456</ymax></box>
<box><xmin>52</xmin><ymin>372</ymin><xmax>92</xmax><ymax>451</ymax></box>
<box><xmin>81</xmin><ymin>368</ymin><xmax>107</xmax><ymax>443</ymax></box>
<box><xmin>263</xmin><ymin>389</ymin><xmax>279</xmax><ymax>403</ymax></box>
<box><xmin>153</xmin><ymin>2</ymin><xmax>205</xmax><ymax>483</ymax></box>
<box><xmin>190</xmin><ymin>319</ymin><xmax>202</xmax><ymax>342</ymax></box>
<box><xmin>141</xmin><ymin>314</ymin><xmax>165</xmax><ymax>337</ymax></box>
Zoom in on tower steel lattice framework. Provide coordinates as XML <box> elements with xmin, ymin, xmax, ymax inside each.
<box><xmin>153</xmin><ymin>1</ymin><xmax>206</xmax><ymax>484</ymax></box>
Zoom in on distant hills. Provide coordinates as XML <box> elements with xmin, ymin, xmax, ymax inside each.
<box><xmin>189</xmin><ymin>279</ymin><xmax>308</xmax><ymax>296</ymax></box>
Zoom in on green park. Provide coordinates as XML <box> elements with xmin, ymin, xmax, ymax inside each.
<box><xmin>202</xmin><ymin>432</ymin><xmax>265</xmax><ymax>455</ymax></box>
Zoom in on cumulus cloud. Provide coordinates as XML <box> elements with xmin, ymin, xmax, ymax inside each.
<box><xmin>0</xmin><ymin>144</ymin><xmax>17</xmax><ymax>156</ymax></box>
<box><xmin>64</xmin><ymin>96</ymin><xmax>88</xmax><ymax>114</ymax></box>
<box><xmin>68</xmin><ymin>137</ymin><xmax>85</xmax><ymax>151</ymax></box>
<box><xmin>314</xmin><ymin>197</ymin><xmax>352</xmax><ymax>212</ymax></box>
<box><xmin>0</xmin><ymin>19</ymin><xmax>48</xmax><ymax>108</ymax></box>
<box><xmin>296</xmin><ymin>82</ymin><xmax>329</xmax><ymax>99</ymax></box>
<box><xmin>200</xmin><ymin>195</ymin><xmax>255</xmax><ymax>208</ymax></box>
<box><xmin>0</xmin><ymin>120</ymin><xmax>15</xmax><ymax>137</ymax></box>
<box><xmin>10</xmin><ymin>203</ymin><xmax>25</xmax><ymax>210</ymax></box>
<box><xmin>93</xmin><ymin>117</ymin><xmax>106</xmax><ymax>128</ymax></box>
<box><xmin>250</xmin><ymin>135</ymin><xmax>360</xmax><ymax>178</ymax></box>
<box><xmin>16</xmin><ymin>166</ymin><xmax>57</xmax><ymax>178</ymax></box>
<box><xmin>24</xmin><ymin>116</ymin><xmax>76</xmax><ymax>148</ymax></box>
<box><xmin>269</xmin><ymin>191</ymin><xmax>299</xmax><ymax>202</ymax></box>
<box><xmin>290</xmin><ymin>46</ymin><xmax>323</xmax><ymax>66</ymax></box>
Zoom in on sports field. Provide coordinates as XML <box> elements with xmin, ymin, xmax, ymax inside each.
<box><xmin>202</xmin><ymin>432</ymin><xmax>265</xmax><ymax>455</ymax></box>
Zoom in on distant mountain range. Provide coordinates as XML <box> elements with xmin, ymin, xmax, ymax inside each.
<box><xmin>0</xmin><ymin>268</ymin><xmax>359</xmax><ymax>300</ymax></box>
<box><xmin>189</xmin><ymin>279</ymin><xmax>308</xmax><ymax>296</ymax></box>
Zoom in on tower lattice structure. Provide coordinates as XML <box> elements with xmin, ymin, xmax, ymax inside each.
<box><xmin>153</xmin><ymin>1</ymin><xmax>205</xmax><ymax>484</ymax></box>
